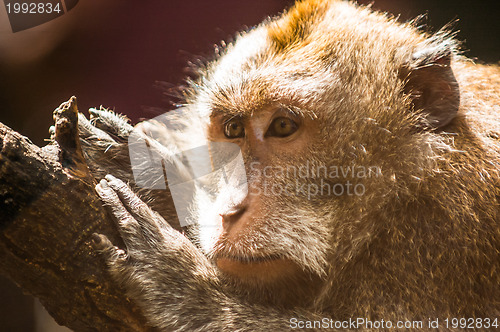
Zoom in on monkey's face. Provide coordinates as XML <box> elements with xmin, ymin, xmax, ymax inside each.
<box><xmin>190</xmin><ymin>1</ymin><xmax>458</xmax><ymax>292</ymax></box>
<box><xmin>204</xmin><ymin>103</ymin><xmax>333</xmax><ymax>286</ymax></box>
<box><xmin>192</xmin><ymin>25</ymin><xmax>393</xmax><ymax>289</ymax></box>
<box><xmin>192</xmin><ymin>27</ymin><xmax>388</xmax><ymax>288</ymax></box>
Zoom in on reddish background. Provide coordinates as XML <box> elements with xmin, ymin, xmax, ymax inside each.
<box><xmin>0</xmin><ymin>1</ymin><xmax>498</xmax><ymax>331</ymax></box>
<box><xmin>0</xmin><ymin>0</ymin><xmax>498</xmax><ymax>147</ymax></box>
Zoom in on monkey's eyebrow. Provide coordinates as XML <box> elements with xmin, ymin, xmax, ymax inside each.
<box><xmin>209</xmin><ymin>102</ymin><xmax>312</xmax><ymax>120</ymax></box>
<box><xmin>222</xmin><ymin>114</ymin><xmax>246</xmax><ymax>124</ymax></box>
<box><xmin>277</xmin><ymin>103</ymin><xmax>317</xmax><ymax>120</ymax></box>
<box><xmin>278</xmin><ymin>104</ymin><xmax>305</xmax><ymax>116</ymax></box>
<box><xmin>210</xmin><ymin>109</ymin><xmax>247</xmax><ymax>120</ymax></box>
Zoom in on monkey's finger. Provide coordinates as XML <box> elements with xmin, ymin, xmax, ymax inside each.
<box><xmin>78</xmin><ymin>113</ymin><xmax>118</xmax><ymax>143</ymax></box>
<box><xmin>91</xmin><ymin>233</ymin><xmax>134</xmax><ymax>285</ymax></box>
<box><xmin>98</xmin><ymin>175</ymin><xmax>173</xmax><ymax>249</ymax></box>
<box><xmin>91</xmin><ymin>233</ymin><xmax>128</xmax><ymax>267</ymax></box>
<box><xmin>89</xmin><ymin>108</ymin><xmax>133</xmax><ymax>141</ymax></box>
<box><xmin>96</xmin><ymin>179</ymin><xmax>143</xmax><ymax>239</ymax></box>
<box><xmin>104</xmin><ymin>174</ymin><xmax>170</xmax><ymax>233</ymax></box>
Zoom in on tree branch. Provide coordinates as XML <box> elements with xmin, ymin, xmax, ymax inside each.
<box><xmin>0</xmin><ymin>97</ymin><xmax>155</xmax><ymax>331</ymax></box>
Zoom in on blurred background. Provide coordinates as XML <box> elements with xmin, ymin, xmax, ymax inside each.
<box><xmin>0</xmin><ymin>0</ymin><xmax>498</xmax><ymax>330</ymax></box>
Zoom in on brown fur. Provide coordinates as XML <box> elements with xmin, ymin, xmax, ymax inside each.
<box><xmin>92</xmin><ymin>1</ymin><xmax>499</xmax><ymax>330</ymax></box>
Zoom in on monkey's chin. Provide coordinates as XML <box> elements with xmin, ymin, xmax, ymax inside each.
<box><xmin>216</xmin><ymin>256</ymin><xmax>300</xmax><ymax>284</ymax></box>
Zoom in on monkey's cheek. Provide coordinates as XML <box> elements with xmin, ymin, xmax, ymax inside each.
<box><xmin>216</xmin><ymin>257</ymin><xmax>299</xmax><ymax>283</ymax></box>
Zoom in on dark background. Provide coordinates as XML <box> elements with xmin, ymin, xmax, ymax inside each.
<box><xmin>0</xmin><ymin>0</ymin><xmax>498</xmax><ymax>330</ymax></box>
<box><xmin>0</xmin><ymin>0</ymin><xmax>498</xmax><ymax>146</ymax></box>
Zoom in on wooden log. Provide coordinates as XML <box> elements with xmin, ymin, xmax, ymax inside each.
<box><xmin>0</xmin><ymin>97</ymin><xmax>154</xmax><ymax>331</ymax></box>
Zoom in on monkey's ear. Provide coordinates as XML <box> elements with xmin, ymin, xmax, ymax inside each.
<box><xmin>401</xmin><ymin>47</ymin><xmax>460</xmax><ymax>129</ymax></box>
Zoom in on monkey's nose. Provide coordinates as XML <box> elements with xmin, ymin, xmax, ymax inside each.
<box><xmin>220</xmin><ymin>204</ymin><xmax>247</xmax><ymax>227</ymax></box>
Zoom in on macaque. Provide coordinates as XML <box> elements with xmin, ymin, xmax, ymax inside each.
<box><xmin>88</xmin><ymin>0</ymin><xmax>499</xmax><ymax>330</ymax></box>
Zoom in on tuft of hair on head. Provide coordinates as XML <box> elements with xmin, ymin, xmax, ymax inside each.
<box><xmin>268</xmin><ymin>0</ymin><xmax>330</xmax><ymax>52</ymax></box>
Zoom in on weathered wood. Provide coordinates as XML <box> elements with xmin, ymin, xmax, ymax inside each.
<box><xmin>0</xmin><ymin>97</ymin><xmax>153</xmax><ymax>331</ymax></box>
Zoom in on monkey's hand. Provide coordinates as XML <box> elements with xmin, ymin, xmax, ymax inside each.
<box><xmin>93</xmin><ymin>174</ymin><xmax>224</xmax><ymax>330</ymax></box>
<box><xmin>93</xmin><ymin>174</ymin><xmax>323</xmax><ymax>331</ymax></box>
<box><xmin>77</xmin><ymin>108</ymin><xmax>183</xmax><ymax>230</ymax></box>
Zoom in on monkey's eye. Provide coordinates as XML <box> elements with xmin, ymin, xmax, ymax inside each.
<box><xmin>266</xmin><ymin>117</ymin><xmax>298</xmax><ymax>138</ymax></box>
<box><xmin>224</xmin><ymin>118</ymin><xmax>245</xmax><ymax>138</ymax></box>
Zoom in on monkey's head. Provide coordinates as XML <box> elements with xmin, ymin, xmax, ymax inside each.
<box><xmin>187</xmin><ymin>0</ymin><xmax>460</xmax><ymax>300</ymax></box>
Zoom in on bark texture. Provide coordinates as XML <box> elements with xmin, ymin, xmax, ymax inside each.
<box><xmin>0</xmin><ymin>97</ymin><xmax>155</xmax><ymax>331</ymax></box>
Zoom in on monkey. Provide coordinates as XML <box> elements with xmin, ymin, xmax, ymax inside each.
<box><xmin>87</xmin><ymin>0</ymin><xmax>500</xmax><ymax>330</ymax></box>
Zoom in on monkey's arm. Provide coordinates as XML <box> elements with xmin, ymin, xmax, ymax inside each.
<box><xmin>93</xmin><ymin>175</ymin><xmax>323</xmax><ymax>331</ymax></box>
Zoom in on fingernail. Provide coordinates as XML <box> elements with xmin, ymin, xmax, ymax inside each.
<box><xmin>91</xmin><ymin>233</ymin><xmax>102</xmax><ymax>245</ymax></box>
<box><xmin>105</xmin><ymin>174</ymin><xmax>116</xmax><ymax>181</ymax></box>
<box><xmin>100</xmin><ymin>179</ymin><xmax>109</xmax><ymax>188</ymax></box>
